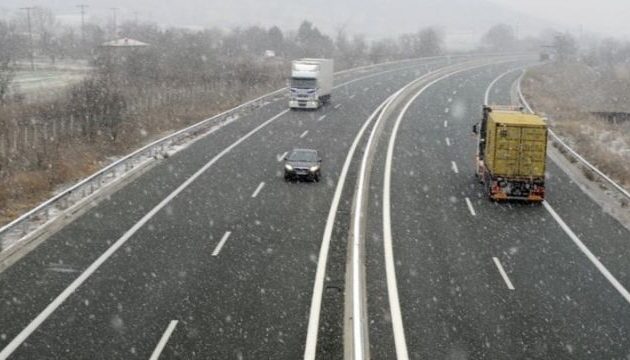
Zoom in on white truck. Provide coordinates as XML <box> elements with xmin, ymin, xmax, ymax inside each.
<box><xmin>289</xmin><ymin>58</ymin><xmax>334</xmax><ymax>110</ymax></box>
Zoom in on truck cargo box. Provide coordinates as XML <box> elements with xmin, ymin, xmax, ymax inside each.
<box><xmin>484</xmin><ymin>110</ymin><xmax>547</xmax><ymax>178</ymax></box>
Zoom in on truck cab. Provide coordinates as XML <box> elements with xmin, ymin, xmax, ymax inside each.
<box><xmin>289</xmin><ymin>58</ymin><xmax>333</xmax><ymax>110</ymax></box>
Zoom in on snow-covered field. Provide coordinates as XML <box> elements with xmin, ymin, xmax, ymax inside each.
<box><xmin>10</xmin><ymin>59</ymin><xmax>91</xmax><ymax>102</ymax></box>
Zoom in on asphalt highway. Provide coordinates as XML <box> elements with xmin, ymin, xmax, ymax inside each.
<box><xmin>1</xmin><ymin>56</ymin><xmax>629</xmax><ymax>360</ymax></box>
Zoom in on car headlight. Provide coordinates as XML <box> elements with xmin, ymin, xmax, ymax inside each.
<box><xmin>309</xmin><ymin>166</ymin><xmax>320</xmax><ymax>172</ymax></box>
<box><xmin>285</xmin><ymin>164</ymin><xmax>293</xmax><ymax>171</ymax></box>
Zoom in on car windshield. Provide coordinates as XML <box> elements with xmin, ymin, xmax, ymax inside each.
<box><xmin>288</xmin><ymin>150</ymin><xmax>317</xmax><ymax>162</ymax></box>
<box><xmin>291</xmin><ymin>77</ymin><xmax>317</xmax><ymax>89</ymax></box>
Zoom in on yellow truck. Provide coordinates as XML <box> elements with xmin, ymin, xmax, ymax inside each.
<box><xmin>473</xmin><ymin>105</ymin><xmax>547</xmax><ymax>202</ymax></box>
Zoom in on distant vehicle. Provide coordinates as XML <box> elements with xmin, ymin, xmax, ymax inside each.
<box><xmin>289</xmin><ymin>58</ymin><xmax>334</xmax><ymax>110</ymax></box>
<box><xmin>283</xmin><ymin>149</ymin><xmax>322</xmax><ymax>182</ymax></box>
<box><xmin>473</xmin><ymin>105</ymin><xmax>547</xmax><ymax>202</ymax></box>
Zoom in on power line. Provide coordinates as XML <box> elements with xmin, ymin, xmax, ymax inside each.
<box><xmin>20</xmin><ymin>7</ymin><xmax>34</xmax><ymax>71</ymax></box>
<box><xmin>77</xmin><ymin>4</ymin><xmax>88</xmax><ymax>46</ymax></box>
<box><xmin>110</xmin><ymin>7</ymin><xmax>118</xmax><ymax>38</ymax></box>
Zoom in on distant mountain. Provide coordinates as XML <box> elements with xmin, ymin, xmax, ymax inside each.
<box><xmin>1</xmin><ymin>0</ymin><xmax>555</xmax><ymax>48</ymax></box>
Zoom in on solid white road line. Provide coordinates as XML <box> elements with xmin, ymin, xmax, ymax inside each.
<box><xmin>543</xmin><ymin>201</ymin><xmax>630</xmax><ymax>304</ymax></box>
<box><xmin>353</xmin><ymin>87</ymin><xmax>405</xmax><ymax>360</ymax></box>
<box><xmin>451</xmin><ymin>161</ymin><xmax>459</xmax><ymax>174</ymax></box>
<box><xmin>0</xmin><ymin>109</ymin><xmax>290</xmax><ymax>360</ymax></box>
<box><xmin>334</xmin><ymin>104</ymin><xmax>342</xmax><ymax>109</ymax></box>
<box><xmin>303</xmin><ymin>95</ymin><xmax>395</xmax><ymax>360</ymax></box>
<box><xmin>149</xmin><ymin>320</ymin><xmax>179</xmax><ymax>360</ymax></box>
<box><xmin>484</xmin><ymin>66</ymin><xmax>526</xmax><ymax>105</ymax></box>
<box><xmin>465</xmin><ymin>197</ymin><xmax>476</xmax><ymax>216</ymax></box>
<box><xmin>492</xmin><ymin>257</ymin><xmax>515</xmax><ymax>290</ymax></box>
<box><xmin>251</xmin><ymin>182</ymin><xmax>265</xmax><ymax>198</ymax></box>
<box><xmin>277</xmin><ymin>151</ymin><xmax>288</xmax><ymax>162</ymax></box>
<box><xmin>383</xmin><ymin>66</ymin><xmax>485</xmax><ymax>360</ymax></box>
<box><xmin>212</xmin><ymin>231</ymin><xmax>232</xmax><ymax>256</ymax></box>
<box><xmin>444</xmin><ymin>120</ymin><xmax>448</xmax><ymax>128</ymax></box>
<box><xmin>300</xmin><ymin>130</ymin><xmax>309</xmax><ymax>138</ymax></box>
<box><xmin>445</xmin><ymin>137</ymin><xmax>451</xmax><ymax>146</ymax></box>
<box><xmin>318</xmin><ymin>115</ymin><xmax>327</xmax><ymax>121</ymax></box>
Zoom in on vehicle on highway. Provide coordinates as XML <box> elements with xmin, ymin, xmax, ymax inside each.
<box><xmin>473</xmin><ymin>105</ymin><xmax>548</xmax><ymax>201</ymax></box>
<box><xmin>289</xmin><ymin>58</ymin><xmax>334</xmax><ymax>110</ymax></box>
<box><xmin>283</xmin><ymin>148</ymin><xmax>322</xmax><ymax>182</ymax></box>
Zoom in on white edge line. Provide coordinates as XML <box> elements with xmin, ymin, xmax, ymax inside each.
<box><xmin>212</xmin><ymin>231</ymin><xmax>232</xmax><ymax>256</ymax></box>
<box><xmin>303</xmin><ymin>95</ymin><xmax>394</xmax><ymax>360</ymax></box>
<box><xmin>465</xmin><ymin>197</ymin><xmax>477</xmax><ymax>216</ymax></box>
<box><xmin>543</xmin><ymin>201</ymin><xmax>630</xmax><ymax>303</ymax></box>
<box><xmin>353</xmin><ymin>86</ymin><xmax>405</xmax><ymax>360</ymax></box>
<box><xmin>383</xmin><ymin>66</ymin><xmax>484</xmax><ymax>360</ymax></box>
<box><xmin>0</xmin><ymin>109</ymin><xmax>289</xmax><ymax>360</ymax></box>
<box><xmin>149</xmin><ymin>320</ymin><xmax>179</xmax><ymax>360</ymax></box>
<box><xmin>251</xmin><ymin>182</ymin><xmax>265</xmax><ymax>198</ymax></box>
<box><xmin>492</xmin><ymin>257</ymin><xmax>515</xmax><ymax>290</ymax></box>
<box><xmin>484</xmin><ymin>66</ymin><xmax>526</xmax><ymax>106</ymax></box>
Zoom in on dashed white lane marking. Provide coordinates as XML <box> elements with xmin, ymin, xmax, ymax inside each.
<box><xmin>149</xmin><ymin>320</ymin><xmax>179</xmax><ymax>360</ymax></box>
<box><xmin>212</xmin><ymin>231</ymin><xmax>232</xmax><ymax>256</ymax></box>
<box><xmin>300</xmin><ymin>130</ymin><xmax>309</xmax><ymax>138</ymax></box>
<box><xmin>465</xmin><ymin>197</ymin><xmax>476</xmax><ymax>216</ymax></box>
<box><xmin>363</xmin><ymin>87</ymin><xmax>370</xmax><ymax>91</ymax></box>
<box><xmin>492</xmin><ymin>257</ymin><xmax>515</xmax><ymax>290</ymax></box>
<box><xmin>445</xmin><ymin>137</ymin><xmax>451</xmax><ymax>146</ymax></box>
<box><xmin>334</xmin><ymin>104</ymin><xmax>342</xmax><ymax>109</ymax></box>
<box><xmin>544</xmin><ymin>201</ymin><xmax>630</xmax><ymax>304</ymax></box>
<box><xmin>251</xmin><ymin>182</ymin><xmax>265</xmax><ymax>198</ymax></box>
<box><xmin>448</xmin><ymin>97</ymin><xmax>453</xmax><ymax>103</ymax></box>
<box><xmin>444</xmin><ymin>107</ymin><xmax>450</xmax><ymax>114</ymax></box>
<box><xmin>318</xmin><ymin>115</ymin><xmax>327</xmax><ymax>121</ymax></box>
<box><xmin>349</xmin><ymin>94</ymin><xmax>356</xmax><ymax>99</ymax></box>
<box><xmin>444</xmin><ymin>120</ymin><xmax>448</xmax><ymax>128</ymax></box>
<box><xmin>451</xmin><ymin>161</ymin><xmax>459</xmax><ymax>174</ymax></box>
<box><xmin>277</xmin><ymin>151</ymin><xmax>288</xmax><ymax>162</ymax></box>
<box><xmin>452</xmin><ymin>90</ymin><xmax>457</xmax><ymax>95</ymax></box>
<box><xmin>0</xmin><ymin>109</ymin><xmax>290</xmax><ymax>360</ymax></box>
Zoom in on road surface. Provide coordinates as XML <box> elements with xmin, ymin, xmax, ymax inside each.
<box><xmin>1</xmin><ymin>56</ymin><xmax>629</xmax><ymax>359</ymax></box>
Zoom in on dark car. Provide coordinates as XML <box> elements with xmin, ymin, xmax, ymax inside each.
<box><xmin>284</xmin><ymin>148</ymin><xmax>322</xmax><ymax>182</ymax></box>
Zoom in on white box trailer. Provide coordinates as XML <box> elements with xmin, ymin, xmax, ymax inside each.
<box><xmin>289</xmin><ymin>58</ymin><xmax>334</xmax><ymax>109</ymax></box>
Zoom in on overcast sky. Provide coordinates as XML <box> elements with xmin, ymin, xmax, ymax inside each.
<box><xmin>488</xmin><ymin>0</ymin><xmax>630</xmax><ymax>37</ymax></box>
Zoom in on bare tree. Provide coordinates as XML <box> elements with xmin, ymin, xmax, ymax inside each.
<box><xmin>481</xmin><ymin>24</ymin><xmax>516</xmax><ymax>51</ymax></box>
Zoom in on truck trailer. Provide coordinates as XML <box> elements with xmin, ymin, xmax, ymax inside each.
<box><xmin>473</xmin><ymin>105</ymin><xmax>548</xmax><ymax>202</ymax></box>
<box><xmin>289</xmin><ymin>58</ymin><xmax>334</xmax><ymax>110</ymax></box>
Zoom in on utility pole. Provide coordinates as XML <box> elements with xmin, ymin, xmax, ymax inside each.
<box><xmin>110</xmin><ymin>7</ymin><xmax>119</xmax><ymax>38</ymax></box>
<box><xmin>20</xmin><ymin>7</ymin><xmax>35</xmax><ymax>71</ymax></box>
<box><xmin>77</xmin><ymin>4</ymin><xmax>88</xmax><ymax>46</ymax></box>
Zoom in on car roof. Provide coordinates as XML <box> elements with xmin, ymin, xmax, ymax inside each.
<box><xmin>290</xmin><ymin>148</ymin><xmax>318</xmax><ymax>154</ymax></box>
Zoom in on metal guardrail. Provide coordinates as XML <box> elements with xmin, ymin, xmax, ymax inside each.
<box><xmin>517</xmin><ymin>70</ymin><xmax>630</xmax><ymax>200</ymax></box>
<box><xmin>0</xmin><ymin>53</ymin><xmax>534</xmax><ymax>252</ymax></box>
<box><xmin>0</xmin><ymin>56</ymin><xmax>464</xmax><ymax>251</ymax></box>
<box><xmin>0</xmin><ymin>88</ymin><xmax>289</xmax><ymax>250</ymax></box>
